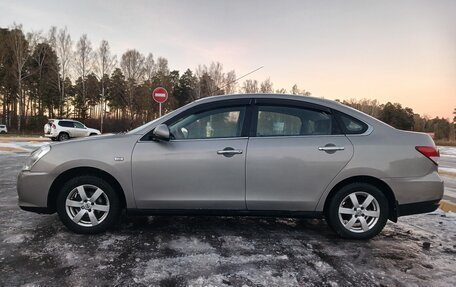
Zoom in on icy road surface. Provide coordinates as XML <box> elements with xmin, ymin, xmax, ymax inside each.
<box><xmin>0</xmin><ymin>154</ymin><xmax>455</xmax><ymax>286</ymax></box>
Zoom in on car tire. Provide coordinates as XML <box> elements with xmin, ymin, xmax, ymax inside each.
<box><xmin>56</xmin><ymin>175</ymin><xmax>121</xmax><ymax>234</ymax></box>
<box><xmin>51</xmin><ymin>137</ymin><xmax>57</xmax><ymax>141</ymax></box>
<box><xmin>58</xmin><ymin>132</ymin><xmax>69</xmax><ymax>141</ymax></box>
<box><xmin>89</xmin><ymin>133</ymin><xmax>97</xmax><ymax>136</ymax></box>
<box><xmin>326</xmin><ymin>183</ymin><xmax>389</xmax><ymax>239</ymax></box>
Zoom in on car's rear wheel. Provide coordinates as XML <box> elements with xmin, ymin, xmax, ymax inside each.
<box><xmin>56</xmin><ymin>175</ymin><xmax>121</xmax><ymax>234</ymax></box>
<box><xmin>58</xmin><ymin>132</ymin><xmax>69</xmax><ymax>141</ymax></box>
<box><xmin>50</xmin><ymin>137</ymin><xmax>57</xmax><ymax>141</ymax></box>
<box><xmin>326</xmin><ymin>183</ymin><xmax>389</xmax><ymax>239</ymax></box>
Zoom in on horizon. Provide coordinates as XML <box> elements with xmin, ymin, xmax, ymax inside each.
<box><xmin>0</xmin><ymin>0</ymin><xmax>454</xmax><ymax>119</ymax></box>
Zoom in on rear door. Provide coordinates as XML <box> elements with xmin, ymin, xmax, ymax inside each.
<box><xmin>58</xmin><ymin>121</ymin><xmax>75</xmax><ymax>137</ymax></box>
<box><xmin>246</xmin><ymin>99</ymin><xmax>354</xmax><ymax>211</ymax></box>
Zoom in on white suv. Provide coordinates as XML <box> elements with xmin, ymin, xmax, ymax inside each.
<box><xmin>44</xmin><ymin>119</ymin><xmax>101</xmax><ymax>141</ymax></box>
<box><xmin>0</xmin><ymin>124</ymin><xmax>7</xmax><ymax>134</ymax></box>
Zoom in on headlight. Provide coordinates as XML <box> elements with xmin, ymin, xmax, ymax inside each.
<box><xmin>23</xmin><ymin>145</ymin><xmax>51</xmax><ymax>171</ymax></box>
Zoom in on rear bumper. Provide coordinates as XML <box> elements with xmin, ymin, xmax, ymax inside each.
<box><xmin>382</xmin><ymin>171</ymin><xmax>444</xmax><ymax>205</ymax></box>
<box><xmin>397</xmin><ymin>199</ymin><xmax>440</xmax><ymax>217</ymax></box>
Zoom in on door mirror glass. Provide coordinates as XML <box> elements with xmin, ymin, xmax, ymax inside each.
<box><xmin>153</xmin><ymin>124</ymin><xmax>170</xmax><ymax>141</ymax></box>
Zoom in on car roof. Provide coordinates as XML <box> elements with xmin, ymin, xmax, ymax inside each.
<box><xmin>49</xmin><ymin>119</ymin><xmax>76</xmax><ymax>121</ymax></box>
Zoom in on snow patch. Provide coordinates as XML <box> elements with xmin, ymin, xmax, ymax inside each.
<box><xmin>135</xmin><ymin>253</ymin><xmax>289</xmax><ymax>284</ymax></box>
<box><xmin>3</xmin><ymin>234</ymin><xmax>30</xmax><ymax>244</ymax></box>
<box><xmin>221</xmin><ymin>236</ymin><xmax>255</xmax><ymax>252</ymax></box>
<box><xmin>167</xmin><ymin>236</ymin><xmax>215</xmax><ymax>254</ymax></box>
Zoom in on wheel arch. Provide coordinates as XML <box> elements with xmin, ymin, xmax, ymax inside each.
<box><xmin>47</xmin><ymin>167</ymin><xmax>127</xmax><ymax>213</ymax></box>
<box><xmin>323</xmin><ymin>175</ymin><xmax>398</xmax><ymax>222</ymax></box>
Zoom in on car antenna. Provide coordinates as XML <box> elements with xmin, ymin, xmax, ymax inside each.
<box><xmin>211</xmin><ymin>66</ymin><xmax>264</xmax><ymax>95</ymax></box>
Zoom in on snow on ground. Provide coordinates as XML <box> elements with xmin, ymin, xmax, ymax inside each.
<box><xmin>0</xmin><ymin>154</ymin><xmax>456</xmax><ymax>286</ymax></box>
<box><xmin>0</xmin><ymin>140</ymin><xmax>47</xmax><ymax>154</ymax></box>
<box><xmin>439</xmin><ymin>146</ymin><xmax>456</xmax><ymax>157</ymax></box>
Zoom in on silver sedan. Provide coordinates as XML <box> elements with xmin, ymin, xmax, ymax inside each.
<box><xmin>17</xmin><ymin>94</ymin><xmax>443</xmax><ymax>239</ymax></box>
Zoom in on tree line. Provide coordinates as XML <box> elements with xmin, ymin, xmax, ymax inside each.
<box><xmin>340</xmin><ymin>99</ymin><xmax>455</xmax><ymax>140</ymax></box>
<box><xmin>0</xmin><ymin>24</ymin><xmax>454</xmax><ymax>139</ymax></box>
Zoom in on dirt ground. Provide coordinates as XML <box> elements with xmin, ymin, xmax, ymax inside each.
<box><xmin>1</xmin><ymin>154</ymin><xmax>455</xmax><ymax>287</ymax></box>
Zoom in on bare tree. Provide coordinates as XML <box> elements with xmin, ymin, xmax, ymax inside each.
<box><xmin>121</xmin><ymin>49</ymin><xmax>145</xmax><ymax>82</ymax></box>
<box><xmin>224</xmin><ymin>70</ymin><xmax>237</xmax><ymax>94</ymax></box>
<box><xmin>55</xmin><ymin>27</ymin><xmax>72</xmax><ymax>116</ymax></box>
<box><xmin>260</xmin><ymin>78</ymin><xmax>273</xmax><ymax>93</ymax></box>
<box><xmin>120</xmin><ymin>49</ymin><xmax>145</xmax><ymax>118</ymax></box>
<box><xmin>291</xmin><ymin>84</ymin><xmax>311</xmax><ymax>96</ymax></box>
<box><xmin>155</xmin><ymin>57</ymin><xmax>169</xmax><ymax>75</ymax></box>
<box><xmin>208</xmin><ymin>62</ymin><xmax>224</xmax><ymax>94</ymax></box>
<box><xmin>74</xmin><ymin>34</ymin><xmax>93</xmax><ymax>118</ymax></box>
<box><xmin>242</xmin><ymin>79</ymin><xmax>259</xmax><ymax>93</ymax></box>
<box><xmin>144</xmin><ymin>53</ymin><xmax>155</xmax><ymax>81</ymax></box>
<box><xmin>9</xmin><ymin>23</ymin><xmax>30</xmax><ymax>131</ymax></box>
<box><xmin>94</xmin><ymin>40</ymin><xmax>116</xmax><ymax>131</ymax></box>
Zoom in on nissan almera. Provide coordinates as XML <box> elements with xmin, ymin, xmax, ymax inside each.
<box><xmin>17</xmin><ymin>94</ymin><xmax>443</xmax><ymax>239</ymax></box>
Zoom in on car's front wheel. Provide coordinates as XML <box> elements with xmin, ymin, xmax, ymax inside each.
<box><xmin>326</xmin><ymin>183</ymin><xmax>389</xmax><ymax>239</ymax></box>
<box><xmin>56</xmin><ymin>175</ymin><xmax>121</xmax><ymax>234</ymax></box>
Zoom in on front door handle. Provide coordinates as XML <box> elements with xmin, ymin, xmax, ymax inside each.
<box><xmin>217</xmin><ymin>147</ymin><xmax>243</xmax><ymax>157</ymax></box>
<box><xmin>318</xmin><ymin>146</ymin><xmax>345</xmax><ymax>151</ymax></box>
<box><xmin>217</xmin><ymin>149</ymin><xmax>243</xmax><ymax>155</ymax></box>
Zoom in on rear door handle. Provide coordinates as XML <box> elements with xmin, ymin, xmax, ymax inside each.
<box><xmin>318</xmin><ymin>146</ymin><xmax>345</xmax><ymax>151</ymax></box>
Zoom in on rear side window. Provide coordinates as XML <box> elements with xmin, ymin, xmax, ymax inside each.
<box><xmin>336</xmin><ymin>112</ymin><xmax>368</xmax><ymax>134</ymax></box>
<box><xmin>255</xmin><ymin>105</ymin><xmax>339</xmax><ymax>137</ymax></box>
<box><xmin>58</xmin><ymin>121</ymin><xmax>74</xmax><ymax>127</ymax></box>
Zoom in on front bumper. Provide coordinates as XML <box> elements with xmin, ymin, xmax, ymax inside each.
<box><xmin>17</xmin><ymin>170</ymin><xmax>54</xmax><ymax>213</ymax></box>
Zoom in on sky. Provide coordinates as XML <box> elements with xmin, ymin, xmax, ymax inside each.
<box><xmin>0</xmin><ymin>0</ymin><xmax>455</xmax><ymax>119</ymax></box>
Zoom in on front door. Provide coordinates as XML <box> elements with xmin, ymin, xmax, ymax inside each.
<box><xmin>132</xmin><ymin>103</ymin><xmax>249</xmax><ymax>210</ymax></box>
<box><xmin>246</xmin><ymin>101</ymin><xmax>354</xmax><ymax>211</ymax></box>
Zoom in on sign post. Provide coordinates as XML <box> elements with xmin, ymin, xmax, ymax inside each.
<box><xmin>152</xmin><ymin>87</ymin><xmax>168</xmax><ymax>117</ymax></box>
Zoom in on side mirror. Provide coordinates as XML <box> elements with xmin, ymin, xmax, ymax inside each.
<box><xmin>153</xmin><ymin>124</ymin><xmax>170</xmax><ymax>141</ymax></box>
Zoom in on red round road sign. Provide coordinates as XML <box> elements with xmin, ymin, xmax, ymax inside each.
<box><xmin>152</xmin><ymin>87</ymin><xmax>168</xmax><ymax>104</ymax></box>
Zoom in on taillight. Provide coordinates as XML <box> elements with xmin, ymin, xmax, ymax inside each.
<box><xmin>415</xmin><ymin>146</ymin><xmax>439</xmax><ymax>165</ymax></box>
<box><xmin>51</xmin><ymin>124</ymin><xmax>56</xmax><ymax>129</ymax></box>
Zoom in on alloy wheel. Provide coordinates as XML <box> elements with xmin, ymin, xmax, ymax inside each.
<box><xmin>65</xmin><ymin>184</ymin><xmax>110</xmax><ymax>227</ymax></box>
<box><xmin>338</xmin><ymin>191</ymin><xmax>380</xmax><ymax>233</ymax></box>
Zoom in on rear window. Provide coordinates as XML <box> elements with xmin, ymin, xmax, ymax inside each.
<box><xmin>336</xmin><ymin>112</ymin><xmax>368</xmax><ymax>134</ymax></box>
<box><xmin>0</xmin><ymin>125</ymin><xmax>5</xmax><ymax>128</ymax></box>
<box><xmin>58</xmin><ymin>121</ymin><xmax>74</xmax><ymax>127</ymax></box>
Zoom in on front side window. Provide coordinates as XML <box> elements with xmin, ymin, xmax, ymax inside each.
<box><xmin>169</xmin><ymin>106</ymin><xmax>246</xmax><ymax>140</ymax></box>
<box><xmin>74</xmin><ymin>122</ymin><xmax>85</xmax><ymax>129</ymax></box>
<box><xmin>256</xmin><ymin>105</ymin><xmax>335</xmax><ymax>137</ymax></box>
